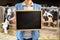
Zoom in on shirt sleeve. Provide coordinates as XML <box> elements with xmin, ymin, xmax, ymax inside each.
<box><xmin>15</xmin><ymin>4</ymin><xmax>18</xmax><ymax>10</ymax></box>
<box><xmin>39</xmin><ymin>5</ymin><xmax>41</xmax><ymax>10</ymax></box>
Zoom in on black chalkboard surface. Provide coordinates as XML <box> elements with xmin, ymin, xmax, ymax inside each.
<box><xmin>15</xmin><ymin>10</ymin><xmax>42</xmax><ymax>30</ymax></box>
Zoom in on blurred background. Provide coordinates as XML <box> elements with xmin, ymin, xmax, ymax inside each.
<box><xmin>0</xmin><ymin>0</ymin><xmax>60</xmax><ymax>7</ymax></box>
<box><xmin>0</xmin><ymin>0</ymin><xmax>60</xmax><ymax>40</ymax></box>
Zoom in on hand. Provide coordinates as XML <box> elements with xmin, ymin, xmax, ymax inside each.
<box><xmin>9</xmin><ymin>16</ymin><xmax>16</xmax><ymax>24</ymax></box>
<box><xmin>41</xmin><ymin>18</ymin><xmax>45</xmax><ymax>24</ymax></box>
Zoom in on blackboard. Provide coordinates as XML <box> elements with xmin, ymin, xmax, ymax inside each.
<box><xmin>15</xmin><ymin>10</ymin><xmax>42</xmax><ymax>30</ymax></box>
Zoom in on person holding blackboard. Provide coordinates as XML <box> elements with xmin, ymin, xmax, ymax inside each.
<box><xmin>14</xmin><ymin>0</ymin><xmax>41</xmax><ymax>40</ymax></box>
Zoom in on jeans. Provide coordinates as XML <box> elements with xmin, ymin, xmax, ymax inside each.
<box><xmin>24</xmin><ymin>38</ymin><xmax>32</xmax><ymax>40</ymax></box>
<box><xmin>17</xmin><ymin>38</ymin><xmax>38</xmax><ymax>40</ymax></box>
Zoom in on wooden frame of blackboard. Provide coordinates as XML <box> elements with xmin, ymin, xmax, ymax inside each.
<box><xmin>14</xmin><ymin>10</ymin><xmax>42</xmax><ymax>31</ymax></box>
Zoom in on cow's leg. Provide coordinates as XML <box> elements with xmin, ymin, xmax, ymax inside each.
<box><xmin>2</xmin><ymin>19</ymin><xmax>9</xmax><ymax>33</ymax></box>
<box><xmin>4</xmin><ymin>27</ymin><xmax>8</xmax><ymax>33</ymax></box>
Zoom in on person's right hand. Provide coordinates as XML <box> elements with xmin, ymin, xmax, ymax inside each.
<box><xmin>9</xmin><ymin>16</ymin><xmax>16</xmax><ymax>24</ymax></box>
<box><xmin>12</xmin><ymin>17</ymin><xmax>16</xmax><ymax>24</ymax></box>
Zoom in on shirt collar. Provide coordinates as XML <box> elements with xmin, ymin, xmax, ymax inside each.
<box><xmin>22</xmin><ymin>1</ymin><xmax>34</xmax><ymax>6</ymax></box>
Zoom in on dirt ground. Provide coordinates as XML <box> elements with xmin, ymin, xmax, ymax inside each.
<box><xmin>0</xmin><ymin>26</ymin><xmax>60</xmax><ymax>40</ymax></box>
